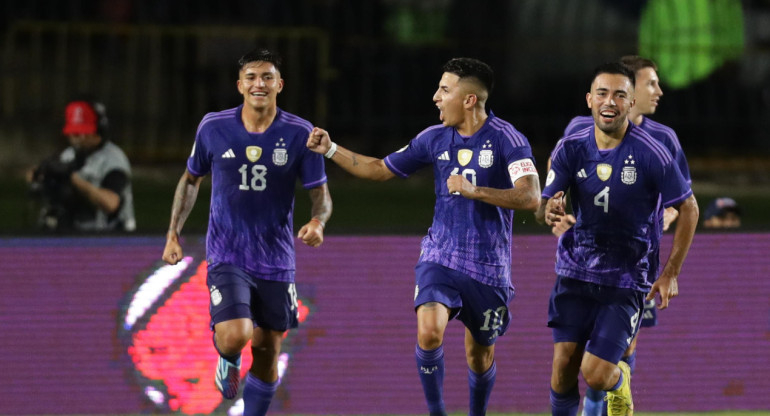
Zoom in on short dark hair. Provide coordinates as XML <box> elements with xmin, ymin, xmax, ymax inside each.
<box><xmin>591</xmin><ymin>62</ymin><xmax>635</xmax><ymax>88</ymax></box>
<box><xmin>442</xmin><ymin>57</ymin><xmax>494</xmax><ymax>95</ymax></box>
<box><xmin>238</xmin><ymin>48</ymin><xmax>283</xmax><ymax>73</ymax></box>
<box><xmin>620</xmin><ymin>55</ymin><xmax>657</xmax><ymax>75</ymax></box>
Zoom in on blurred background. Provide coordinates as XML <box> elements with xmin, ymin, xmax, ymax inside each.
<box><xmin>2</xmin><ymin>2</ymin><xmax>770</xmax><ymax>415</ymax></box>
<box><xmin>1</xmin><ymin>0</ymin><xmax>769</xmax><ymax>234</ymax></box>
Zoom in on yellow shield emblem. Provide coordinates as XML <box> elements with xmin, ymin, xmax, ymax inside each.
<box><xmin>246</xmin><ymin>146</ymin><xmax>262</xmax><ymax>162</ymax></box>
<box><xmin>458</xmin><ymin>149</ymin><xmax>473</xmax><ymax>167</ymax></box>
<box><xmin>596</xmin><ymin>163</ymin><xmax>612</xmax><ymax>181</ymax></box>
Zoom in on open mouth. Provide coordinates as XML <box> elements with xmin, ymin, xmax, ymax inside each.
<box><xmin>599</xmin><ymin>109</ymin><xmax>618</xmax><ymax>122</ymax></box>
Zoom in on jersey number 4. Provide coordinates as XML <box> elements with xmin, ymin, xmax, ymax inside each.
<box><xmin>238</xmin><ymin>164</ymin><xmax>267</xmax><ymax>191</ymax></box>
<box><xmin>594</xmin><ymin>186</ymin><xmax>610</xmax><ymax>213</ymax></box>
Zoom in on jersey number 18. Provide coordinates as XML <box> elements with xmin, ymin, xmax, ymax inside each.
<box><xmin>238</xmin><ymin>164</ymin><xmax>267</xmax><ymax>191</ymax></box>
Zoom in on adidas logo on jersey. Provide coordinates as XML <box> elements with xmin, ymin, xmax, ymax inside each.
<box><xmin>222</xmin><ymin>149</ymin><xmax>235</xmax><ymax>158</ymax></box>
<box><xmin>577</xmin><ymin>168</ymin><xmax>587</xmax><ymax>178</ymax></box>
<box><xmin>438</xmin><ymin>151</ymin><xmax>450</xmax><ymax>161</ymax></box>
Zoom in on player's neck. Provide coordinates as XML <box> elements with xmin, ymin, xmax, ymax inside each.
<box><xmin>241</xmin><ymin>104</ymin><xmax>277</xmax><ymax>133</ymax></box>
<box><xmin>629</xmin><ymin>112</ymin><xmax>645</xmax><ymax>126</ymax></box>
<box><xmin>456</xmin><ymin>108</ymin><xmax>488</xmax><ymax>137</ymax></box>
<box><xmin>594</xmin><ymin>120</ymin><xmax>628</xmax><ymax>150</ymax></box>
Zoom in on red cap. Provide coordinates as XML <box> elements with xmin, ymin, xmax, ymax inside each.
<box><xmin>62</xmin><ymin>101</ymin><xmax>98</xmax><ymax>135</ymax></box>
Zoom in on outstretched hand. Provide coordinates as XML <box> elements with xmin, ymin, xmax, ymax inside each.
<box><xmin>307</xmin><ymin>127</ymin><xmax>332</xmax><ymax>155</ymax></box>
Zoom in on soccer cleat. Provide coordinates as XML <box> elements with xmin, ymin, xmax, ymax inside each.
<box><xmin>215</xmin><ymin>355</ymin><xmax>242</xmax><ymax>399</ymax></box>
<box><xmin>605</xmin><ymin>361</ymin><xmax>633</xmax><ymax>416</ymax></box>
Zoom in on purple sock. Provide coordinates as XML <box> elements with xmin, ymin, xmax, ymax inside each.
<box><xmin>416</xmin><ymin>344</ymin><xmax>447</xmax><ymax>416</ymax></box>
<box><xmin>583</xmin><ymin>386</ymin><xmax>606</xmax><ymax>416</ymax></box>
<box><xmin>243</xmin><ymin>373</ymin><xmax>277</xmax><ymax>416</ymax></box>
<box><xmin>550</xmin><ymin>385</ymin><xmax>579</xmax><ymax>416</ymax></box>
<box><xmin>468</xmin><ymin>361</ymin><xmax>496</xmax><ymax>416</ymax></box>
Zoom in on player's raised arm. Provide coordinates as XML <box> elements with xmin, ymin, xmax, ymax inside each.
<box><xmin>307</xmin><ymin>127</ymin><xmax>395</xmax><ymax>181</ymax></box>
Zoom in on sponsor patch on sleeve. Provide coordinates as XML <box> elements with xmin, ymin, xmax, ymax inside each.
<box><xmin>508</xmin><ymin>159</ymin><xmax>538</xmax><ymax>184</ymax></box>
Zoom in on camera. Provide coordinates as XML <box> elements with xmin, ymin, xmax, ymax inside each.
<box><xmin>29</xmin><ymin>156</ymin><xmax>81</xmax><ymax>230</ymax></box>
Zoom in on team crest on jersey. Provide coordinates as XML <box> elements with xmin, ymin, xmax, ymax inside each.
<box><xmin>458</xmin><ymin>149</ymin><xmax>473</xmax><ymax>166</ymax></box>
<box><xmin>621</xmin><ymin>166</ymin><xmax>637</xmax><ymax>184</ymax></box>
<box><xmin>478</xmin><ymin>150</ymin><xmax>493</xmax><ymax>168</ymax></box>
<box><xmin>273</xmin><ymin>149</ymin><xmax>288</xmax><ymax>166</ymax></box>
<box><xmin>246</xmin><ymin>146</ymin><xmax>262</xmax><ymax>162</ymax></box>
<box><xmin>596</xmin><ymin>163</ymin><xmax>612</xmax><ymax>181</ymax></box>
<box><xmin>621</xmin><ymin>155</ymin><xmax>636</xmax><ymax>185</ymax></box>
<box><xmin>273</xmin><ymin>138</ymin><xmax>288</xmax><ymax>166</ymax></box>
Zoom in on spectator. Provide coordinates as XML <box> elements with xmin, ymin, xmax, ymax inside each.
<box><xmin>703</xmin><ymin>197</ymin><xmax>741</xmax><ymax>228</ymax></box>
<box><xmin>28</xmin><ymin>99</ymin><xmax>135</xmax><ymax>232</ymax></box>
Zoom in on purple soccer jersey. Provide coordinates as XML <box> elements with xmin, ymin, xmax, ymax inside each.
<box><xmin>563</xmin><ymin>115</ymin><xmax>691</xmax><ymax>282</ymax></box>
<box><xmin>543</xmin><ymin>123</ymin><xmax>692</xmax><ymax>292</ymax></box>
<box><xmin>563</xmin><ymin>115</ymin><xmax>690</xmax><ymax>184</ymax></box>
<box><xmin>384</xmin><ymin>112</ymin><xmax>537</xmax><ymax>288</ymax></box>
<box><xmin>187</xmin><ymin>106</ymin><xmax>327</xmax><ymax>281</ymax></box>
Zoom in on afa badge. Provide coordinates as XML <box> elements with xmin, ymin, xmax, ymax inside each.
<box><xmin>272</xmin><ymin>138</ymin><xmax>288</xmax><ymax>166</ymax></box>
<box><xmin>479</xmin><ymin>150</ymin><xmax>493</xmax><ymax>168</ymax></box>
<box><xmin>621</xmin><ymin>166</ymin><xmax>636</xmax><ymax>185</ymax></box>
<box><xmin>621</xmin><ymin>154</ymin><xmax>636</xmax><ymax>185</ymax></box>
<box><xmin>246</xmin><ymin>146</ymin><xmax>262</xmax><ymax>162</ymax></box>
<box><xmin>596</xmin><ymin>163</ymin><xmax>612</xmax><ymax>181</ymax></box>
<box><xmin>273</xmin><ymin>149</ymin><xmax>287</xmax><ymax>166</ymax></box>
<box><xmin>458</xmin><ymin>149</ymin><xmax>473</xmax><ymax>166</ymax></box>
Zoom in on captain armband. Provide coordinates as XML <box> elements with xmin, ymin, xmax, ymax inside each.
<box><xmin>507</xmin><ymin>158</ymin><xmax>538</xmax><ymax>185</ymax></box>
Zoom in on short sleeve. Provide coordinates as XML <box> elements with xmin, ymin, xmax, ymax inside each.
<box><xmin>542</xmin><ymin>142</ymin><xmax>572</xmax><ymax>198</ymax></box>
<box><xmin>187</xmin><ymin>123</ymin><xmax>211</xmax><ymax>177</ymax></box>
<box><xmin>383</xmin><ymin>128</ymin><xmax>435</xmax><ymax>177</ymax></box>
<box><xmin>299</xmin><ymin>141</ymin><xmax>328</xmax><ymax>189</ymax></box>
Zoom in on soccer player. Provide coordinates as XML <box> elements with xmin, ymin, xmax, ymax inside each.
<box><xmin>537</xmin><ymin>62</ymin><xmax>698</xmax><ymax>416</ymax></box>
<box><xmin>161</xmin><ymin>48</ymin><xmax>332</xmax><ymax>416</ymax></box>
<box><xmin>557</xmin><ymin>56</ymin><xmax>693</xmax><ymax>416</ymax></box>
<box><xmin>307</xmin><ymin>57</ymin><xmax>540</xmax><ymax>416</ymax></box>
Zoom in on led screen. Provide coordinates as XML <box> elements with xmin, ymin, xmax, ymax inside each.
<box><xmin>0</xmin><ymin>234</ymin><xmax>768</xmax><ymax>414</ymax></box>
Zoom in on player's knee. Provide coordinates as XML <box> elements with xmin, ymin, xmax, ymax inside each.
<box><xmin>465</xmin><ymin>348</ymin><xmax>493</xmax><ymax>372</ymax></box>
<box><xmin>550</xmin><ymin>354</ymin><xmax>579</xmax><ymax>391</ymax></box>
<box><xmin>214</xmin><ymin>323</ymin><xmax>252</xmax><ymax>354</ymax></box>
<box><xmin>552</xmin><ymin>353</ymin><xmax>572</xmax><ymax>374</ymax></box>
<box><xmin>581</xmin><ymin>365</ymin><xmax>614</xmax><ymax>391</ymax></box>
<box><xmin>417</xmin><ymin>327</ymin><xmax>443</xmax><ymax>350</ymax></box>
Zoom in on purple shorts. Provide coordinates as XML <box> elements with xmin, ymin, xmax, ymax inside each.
<box><xmin>414</xmin><ymin>262</ymin><xmax>514</xmax><ymax>346</ymax></box>
<box><xmin>641</xmin><ymin>298</ymin><xmax>658</xmax><ymax>327</ymax></box>
<box><xmin>548</xmin><ymin>275</ymin><xmax>644</xmax><ymax>364</ymax></box>
<box><xmin>206</xmin><ymin>263</ymin><xmax>299</xmax><ymax>331</ymax></box>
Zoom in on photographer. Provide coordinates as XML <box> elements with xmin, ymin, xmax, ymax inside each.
<box><xmin>29</xmin><ymin>99</ymin><xmax>135</xmax><ymax>232</ymax></box>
